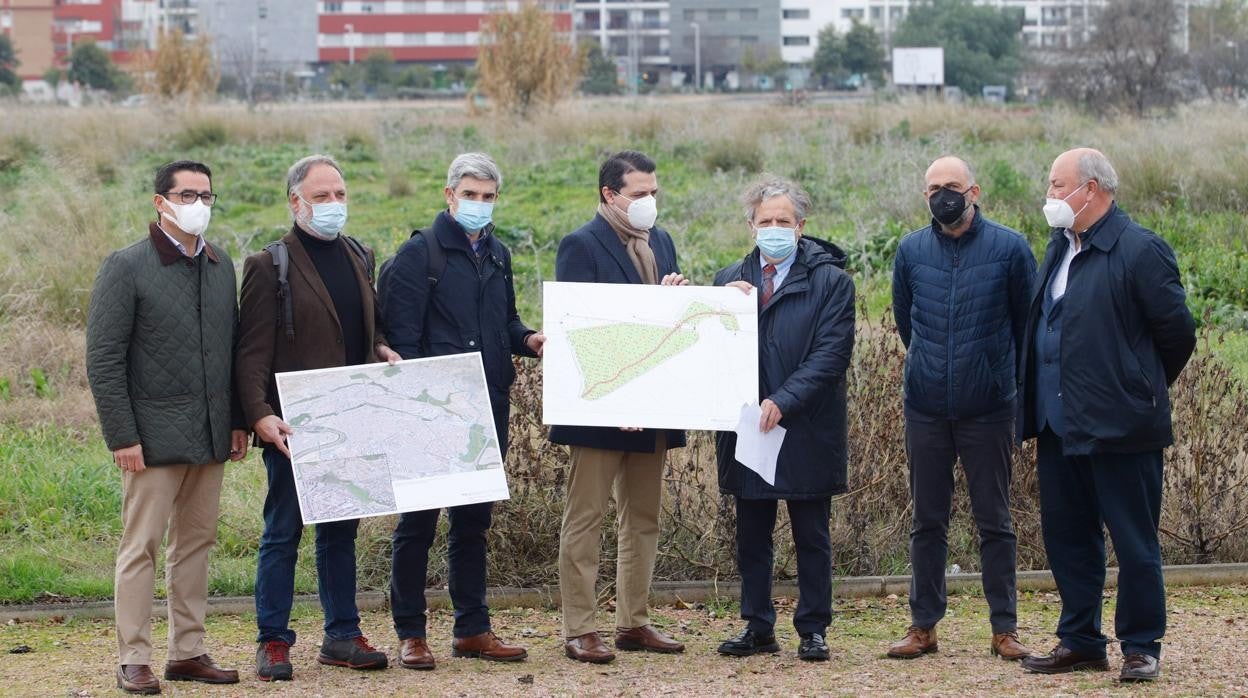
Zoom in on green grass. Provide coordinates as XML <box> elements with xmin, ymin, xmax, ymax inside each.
<box><xmin>0</xmin><ymin>425</ymin><xmax>333</xmax><ymax>603</ymax></box>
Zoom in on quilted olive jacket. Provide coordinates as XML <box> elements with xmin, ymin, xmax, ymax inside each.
<box><xmin>86</xmin><ymin>224</ymin><xmax>239</xmax><ymax>466</ymax></box>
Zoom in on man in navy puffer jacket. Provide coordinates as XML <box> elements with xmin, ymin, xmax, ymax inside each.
<box><xmin>887</xmin><ymin>156</ymin><xmax>1038</xmax><ymax>661</ymax></box>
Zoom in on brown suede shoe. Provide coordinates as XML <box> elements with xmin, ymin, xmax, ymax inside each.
<box><xmin>164</xmin><ymin>654</ymin><xmax>239</xmax><ymax>684</ymax></box>
<box><xmin>565</xmin><ymin>631</ymin><xmax>616</xmax><ymax>664</ymax></box>
<box><xmin>451</xmin><ymin>631</ymin><xmax>528</xmax><ymax>662</ymax></box>
<box><xmin>615</xmin><ymin>625</ymin><xmax>685</xmax><ymax>654</ymax></box>
<box><xmin>886</xmin><ymin>625</ymin><xmax>938</xmax><ymax>659</ymax></box>
<box><xmin>991</xmin><ymin>630</ymin><xmax>1035</xmax><ymax>661</ymax></box>
<box><xmin>399</xmin><ymin>637</ymin><xmax>435</xmax><ymax>670</ymax></box>
<box><xmin>116</xmin><ymin>665</ymin><xmax>161</xmax><ymax>695</ymax></box>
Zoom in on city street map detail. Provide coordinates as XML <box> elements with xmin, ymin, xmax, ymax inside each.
<box><xmin>542</xmin><ymin>281</ymin><xmax>759</xmax><ymax>430</ymax></box>
<box><xmin>275</xmin><ymin>353</ymin><xmax>508</xmax><ymax>524</ymax></box>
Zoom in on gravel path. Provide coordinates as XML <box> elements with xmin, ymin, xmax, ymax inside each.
<box><xmin>4</xmin><ymin>586</ymin><xmax>1246</xmax><ymax>696</ymax></box>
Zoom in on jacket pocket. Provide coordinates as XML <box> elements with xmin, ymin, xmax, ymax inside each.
<box><xmin>1123</xmin><ymin>352</ymin><xmax>1155</xmax><ymax>405</ymax></box>
<box><xmin>133</xmin><ymin>393</ymin><xmax>197</xmax><ymax>461</ymax></box>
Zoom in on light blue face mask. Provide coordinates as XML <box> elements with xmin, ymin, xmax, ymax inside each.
<box><xmin>299</xmin><ymin>196</ymin><xmax>347</xmax><ymax>239</ymax></box>
<box><xmin>755</xmin><ymin>225</ymin><xmax>797</xmax><ymax>261</ymax></box>
<box><xmin>453</xmin><ymin>197</ymin><xmax>494</xmax><ymax>232</ymax></box>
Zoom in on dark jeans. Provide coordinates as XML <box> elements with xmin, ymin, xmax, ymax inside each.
<box><xmin>255</xmin><ymin>447</ymin><xmax>362</xmax><ymax>645</ymax></box>
<box><xmin>1037</xmin><ymin>429</ymin><xmax>1165</xmax><ymax>659</ymax></box>
<box><xmin>736</xmin><ymin>497</ymin><xmax>832</xmax><ymax>636</ymax></box>
<box><xmin>390</xmin><ymin>398</ymin><xmax>506</xmax><ymax>640</ymax></box>
<box><xmin>905</xmin><ymin>417</ymin><xmax>1018</xmax><ymax>633</ymax></box>
<box><xmin>391</xmin><ymin>502</ymin><xmax>494</xmax><ymax>640</ymax></box>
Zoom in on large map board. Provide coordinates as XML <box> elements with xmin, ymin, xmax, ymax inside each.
<box><xmin>542</xmin><ymin>281</ymin><xmax>759</xmax><ymax>430</ymax></box>
<box><xmin>275</xmin><ymin>353</ymin><xmax>508</xmax><ymax>524</ymax></box>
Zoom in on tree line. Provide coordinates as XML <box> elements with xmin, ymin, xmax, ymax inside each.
<box><xmin>1</xmin><ymin>0</ymin><xmax>1243</xmax><ymax>116</ymax></box>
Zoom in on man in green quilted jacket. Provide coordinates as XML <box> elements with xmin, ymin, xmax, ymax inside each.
<box><xmin>86</xmin><ymin>160</ymin><xmax>249</xmax><ymax>695</ymax></box>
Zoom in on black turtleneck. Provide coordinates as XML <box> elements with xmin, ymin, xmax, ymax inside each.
<box><xmin>294</xmin><ymin>225</ymin><xmax>367</xmax><ymax>366</ymax></box>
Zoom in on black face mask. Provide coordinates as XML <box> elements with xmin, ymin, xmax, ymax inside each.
<box><xmin>928</xmin><ymin>186</ymin><xmax>970</xmax><ymax>226</ymax></box>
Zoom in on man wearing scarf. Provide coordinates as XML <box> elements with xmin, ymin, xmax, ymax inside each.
<box><xmin>550</xmin><ymin>151</ymin><xmax>688</xmax><ymax>664</ymax></box>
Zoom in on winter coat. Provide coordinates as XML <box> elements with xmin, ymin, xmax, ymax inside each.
<box><xmin>891</xmin><ymin>207</ymin><xmax>1037</xmax><ymax>421</ymax></box>
<box><xmin>1018</xmin><ymin>203</ymin><xmax>1196</xmax><ymax>454</ymax></box>
<box><xmin>714</xmin><ymin>237</ymin><xmax>856</xmax><ymax>500</ymax></box>
<box><xmin>86</xmin><ymin>224</ymin><xmax>240</xmax><ymax>466</ymax></box>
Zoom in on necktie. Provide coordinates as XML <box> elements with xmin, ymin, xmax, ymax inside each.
<box><xmin>762</xmin><ymin>264</ymin><xmax>776</xmax><ymax>306</ymax></box>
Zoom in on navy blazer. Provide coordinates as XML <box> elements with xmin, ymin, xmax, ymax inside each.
<box><xmin>1017</xmin><ymin>204</ymin><xmax>1196</xmax><ymax>454</ymax></box>
<box><xmin>547</xmin><ymin>213</ymin><xmax>687</xmax><ymax>453</ymax></box>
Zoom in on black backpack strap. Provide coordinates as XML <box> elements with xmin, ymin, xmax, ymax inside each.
<box><xmin>412</xmin><ymin>228</ymin><xmax>446</xmax><ymax>286</ymax></box>
<box><xmin>341</xmin><ymin>235</ymin><xmax>374</xmax><ymax>285</ymax></box>
<box><xmin>264</xmin><ymin>241</ymin><xmax>294</xmax><ymax>340</ymax></box>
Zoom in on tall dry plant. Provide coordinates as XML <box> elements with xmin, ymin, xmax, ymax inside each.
<box><xmin>1163</xmin><ymin>328</ymin><xmax>1248</xmax><ymax>563</ymax></box>
<box><xmin>134</xmin><ymin>29</ymin><xmax>219</xmax><ymax>103</ymax></box>
<box><xmin>474</xmin><ymin>1</ymin><xmax>583</xmax><ymax>118</ymax></box>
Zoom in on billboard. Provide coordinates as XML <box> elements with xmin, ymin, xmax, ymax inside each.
<box><xmin>892</xmin><ymin>47</ymin><xmax>945</xmax><ymax>86</ymax></box>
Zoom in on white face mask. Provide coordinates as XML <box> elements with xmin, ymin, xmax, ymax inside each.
<box><xmin>1042</xmin><ymin>181</ymin><xmax>1090</xmax><ymax>229</ymax></box>
<box><xmin>617</xmin><ymin>192</ymin><xmax>658</xmax><ymax>230</ymax></box>
<box><xmin>161</xmin><ymin>198</ymin><xmax>212</xmax><ymax>237</ymax></box>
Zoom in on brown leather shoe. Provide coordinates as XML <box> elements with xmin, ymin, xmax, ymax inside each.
<box><xmin>565</xmin><ymin>632</ymin><xmax>615</xmax><ymax>664</ymax></box>
<box><xmin>164</xmin><ymin>654</ymin><xmax>239</xmax><ymax>684</ymax></box>
<box><xmin>451</xmin><ymin>631</ymin><xmax>528</xmax><ymax>662</ymax></box>
<box><xmin>991</xmin><ymin>630</ymin><xmax>1035</xmax><ymax>661</ymax></box>
<box><xmin>886</xmin><ymin>625</ymin><xmax>938</xmax><ymax>659</ymax></box>
<box><xmin>116</xmin><ymin>665</ymin><xmax>161</xmax><ymax>695</ymax></box>
<box><xmin>1021</xmin><ymin>644</ymin><xmax>1109</xmax><ymax>674</ymax></box>
<box><xmin>615</xmin><ymin>625</ymin><xmax>685</xmax><ymax>654</ymax></box>
<box><xmin>399</xmin><ymin>637</ymin><xmax>435</xmax><ymax>670</ymax></box>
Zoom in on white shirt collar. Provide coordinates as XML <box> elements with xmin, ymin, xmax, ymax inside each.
<box><xmin>157</xmin><ymin>223</ymin><xmax>206</xmax><ymax>258</ymax></box>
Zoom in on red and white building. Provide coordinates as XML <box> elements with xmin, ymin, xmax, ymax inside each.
<box><xmin>0</xmin><ymin>0</ymin><xmax>181</xmax><ymax>80</ymax></box>
<box><xmin>317</xmin><ymin>0</ymin><xmax>572</xmax><ymax>64</ymax></box>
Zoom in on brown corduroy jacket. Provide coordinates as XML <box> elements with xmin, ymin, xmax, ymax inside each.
<box><xmin>234</xmin><ymin>227</ymin><xmax>389</xmax><ymax>430</ymax></box>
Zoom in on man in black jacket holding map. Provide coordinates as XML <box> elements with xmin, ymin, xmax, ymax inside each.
<box><xmin>380</xmin><ymin>152</ymin><xmax>543</xmax><ymax>670</ymax></box>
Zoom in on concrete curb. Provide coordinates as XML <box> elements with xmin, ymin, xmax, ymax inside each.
<box><xmin>4</xmin><ymin>563</ymin><xmax>1246</xmax><ymax>623</ymax></box>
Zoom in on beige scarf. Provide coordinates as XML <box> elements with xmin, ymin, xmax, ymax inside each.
<box><xmin>597</xmin><ymin>202</ymin><xmax>658</xmax><ymax>285</ymax></box>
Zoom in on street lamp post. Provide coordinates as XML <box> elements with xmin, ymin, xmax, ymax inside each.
<box><xmin>691</xmin><ymin>22</ymin><xmax>700</xmax><ymax>92</ymax></box>
<box><xmin>345</xmin><ymin>23</ymin><xmax>355</xmax><ymax>65</ymax></box>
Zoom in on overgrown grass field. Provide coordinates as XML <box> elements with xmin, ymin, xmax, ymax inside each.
<box><xmin>1</xmin><ymin>97</ymin><xmax>1246</xmax><ymax>604</ymax></box>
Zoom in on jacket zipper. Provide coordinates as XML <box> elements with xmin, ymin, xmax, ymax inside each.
<box><xmin>948</xmin><ymin>238</ymin><xmax>961</xmax><ymax>418</ymax></box>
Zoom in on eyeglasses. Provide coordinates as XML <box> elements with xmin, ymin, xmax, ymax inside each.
<box><xmin>164</xmin><ymin>190</ymin><xmax>218</xmax><ymax>206</ymax></box>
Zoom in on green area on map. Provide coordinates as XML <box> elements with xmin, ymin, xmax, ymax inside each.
<box><xmin>567</xmin><ymin>301</ymin><xmax>739</xmax><ymax>400</ymax></box>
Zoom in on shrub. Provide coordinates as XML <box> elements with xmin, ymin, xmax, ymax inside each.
<box><xmin>174</xmin><ymin>120</ymin><xmax>229</xmax><ymax>150</ymax></box>
<box><xmin>702</xmin><ymin>140</ymin><xmax>764</xmax><ymax>174</ymax></box>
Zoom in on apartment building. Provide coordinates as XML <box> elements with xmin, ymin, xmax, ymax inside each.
<box><xmin>317</xmin><ymin>0</ymin><xmax>571</xmax><ymax>64</ymax></box>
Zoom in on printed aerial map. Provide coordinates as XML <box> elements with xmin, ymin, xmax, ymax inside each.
<box><xmin>275</xmin><ymin>353</ymin><xmax>509</xmax><ymax>524</ymax></box>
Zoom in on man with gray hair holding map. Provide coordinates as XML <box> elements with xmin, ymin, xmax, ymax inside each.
<box><xmin>713</xmin><ymin>175</ymin><xmax>856</xmax><ymax>662</ymax></box>
<box><xmin>235</xmin><ymin>154</ymin><xmax>399</xmax><ymax>681</ymax></box>
<box><xmin>380</xmin><ymin>152</ymin><xmax>543</xmax><ymax>670</ymax></box>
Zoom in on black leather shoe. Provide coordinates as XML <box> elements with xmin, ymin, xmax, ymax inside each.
<box><xmin>798</xmin><ymin>633</ymin><xmax>830</xmax><ymax>662</ymax></box>
<box><xmin>1021</xmin><ymin>644</ymin><xmax>1109</xmax><ymax>674</ymax></box>
<box><xmin>717</xmin><ymin>627</ymin><xmax>781</xmax><ymax>657</ymax></box>
<box><xmin>1119</xmin><ymin>653</ymin><xmax>1160</xmax><ymax>682</ymax></box>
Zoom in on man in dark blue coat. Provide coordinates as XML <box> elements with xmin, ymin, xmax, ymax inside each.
<box><xmin>1019</xmin><ymin>148</ymin><xmax>1196</xmax><ymax>682</ymax></box>
<box><xmin>552</xmin><ymin>151</ymin><xmax>689</xmax><ymax>664</ymax></box>
<box><xmin>888</xmin><ymin>156</ymin><xmax>1038</xmax><ymax>661</ymax></box>
<box><xmin>713</xmin><ymin>176</ymin><xmax>856</xmax><ymax>663</ymax></box>
<box><xmin>380</xmin><ymin>152</ymin><xmax>542</xmax><ymax>670</ymax></box>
